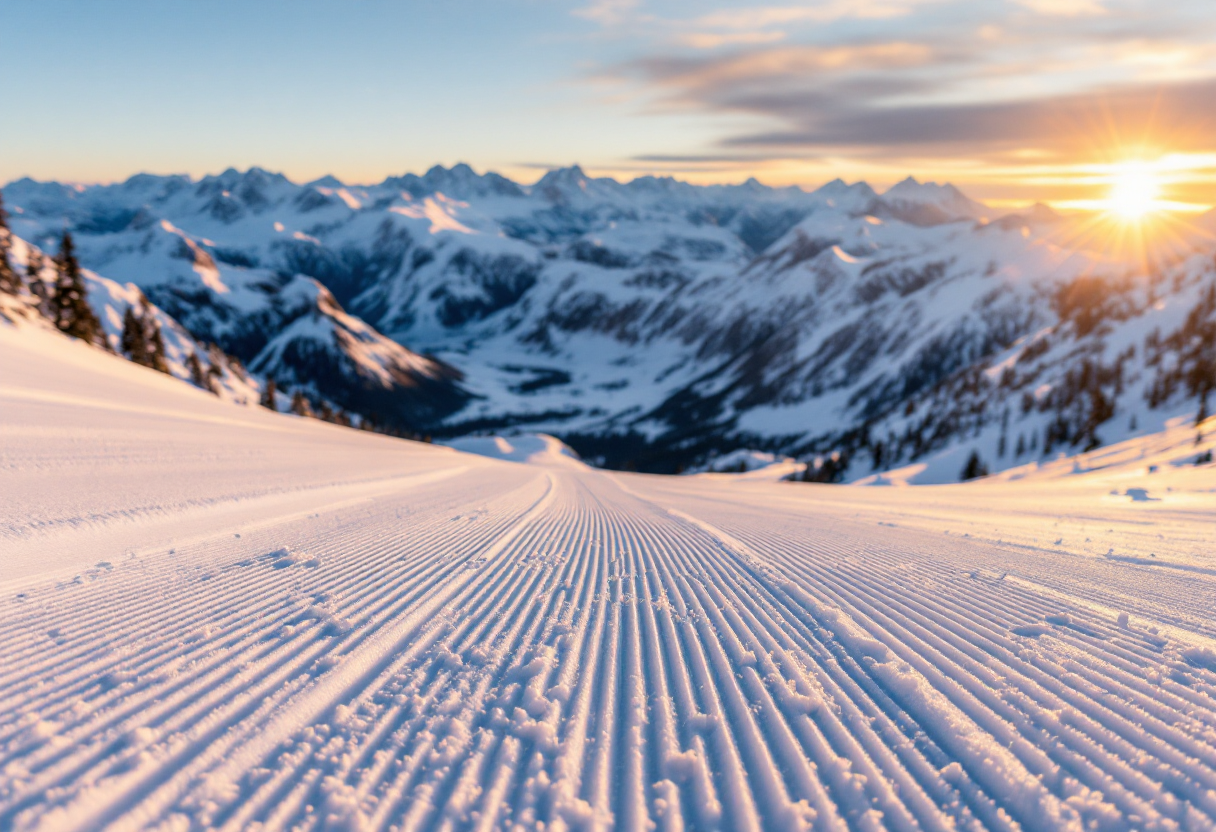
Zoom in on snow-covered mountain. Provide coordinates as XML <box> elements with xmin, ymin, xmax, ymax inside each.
<box><xmin>1</xmin><ymin>235</ymin><xmax>261</xmax><ymax>405</ymax></box>
<box><xmin>2</xmin><ymin>193</ymin><xmax>468</xmax><ymax>430</ymax></box>
<box><xmin>6</xmin><ymin>165</ymin><xmax>1214</xmax><ymax>477</ymax></box>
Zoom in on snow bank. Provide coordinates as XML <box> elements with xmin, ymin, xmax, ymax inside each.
<box><xmin>442</xmin><ymin>432</ymin><xmax>587</xmax><ymax>469</ymax></box>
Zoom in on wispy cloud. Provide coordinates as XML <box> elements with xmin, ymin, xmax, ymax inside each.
<box><xmin>692</xmin><ymin>0</ymin><xmax>942</xmax><ymax>29</ymax></box>
<box><xmin>714</xmin><ymin>77</ymin><xmax>1216</xmax><ymax>153</ymax></box>
<box><xmin>573</xmin><ymin>0</ymin><xmax>645</xmax><ymax>26</ymax></box>
<box><xmin>1013</xmin><ymin>0</ymin><xmax>1106</xmax><ymax>17</ymax></box>
<box><xmin>573</xmin><ymin>0</ymin><xmax>950</xmax><ymax>48</ymax></box>
<box><xmin>582</xmin><ymin>1</ymin><xmax>1216</xmax><ymax>174</ymax></box>
<box><xmin>676</xmin><ymin>31</ymin><xmax>787</xmax><ymax>50</ymax></box>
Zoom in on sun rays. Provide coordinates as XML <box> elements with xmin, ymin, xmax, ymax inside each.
<box><xmin>1106</xmin><ymin>160</ymin><xmax>1164</xmax><ymax>220</ymax></box>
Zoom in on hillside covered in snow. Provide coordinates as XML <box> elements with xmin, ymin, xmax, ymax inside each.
<box><xmin>4</xmin><ymin>166</ymin><xmax>1215</xmax><ymax>479</ymax></box>
<box><xmin>3</xmin><ymin>287</ymin><xmax>1216</xmax><ymax>831</ymax></box>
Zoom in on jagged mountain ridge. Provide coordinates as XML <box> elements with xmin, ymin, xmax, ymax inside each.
<box><xmin>1</xmin><ymin>218</ymin><xmax>467</xmax><ymax>429</ymax></box>
<box><xmin>5</xmin><ymin>164</ymin><xmax>1213</xmax><ymax>477</ymax></box>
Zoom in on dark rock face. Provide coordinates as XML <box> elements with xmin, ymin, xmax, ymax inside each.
<box><xmin>429</xmin><ymin>250</ymin><xmax>540</xmax><ymax>328</ymax></box>
<box><xmin>251</xmin><ymin>290</ymin><xmax>470</xmax><ymax>430</ymax></box>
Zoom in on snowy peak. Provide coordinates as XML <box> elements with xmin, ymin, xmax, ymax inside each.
<box><xmin>530</xmin><ymin>164</ymin><xmax>634</xmax><ymax>207</ymax></box>
<box><xmin>381</xmin><ymin>163</ymin><xmax>525</xmax><ymax>201</ymax></box>
<box><xmin>808</xmin><ymin>178</ymin><xmax>879</xmax><ymax>211</ymax></box>
<box><xmin>305</xmin><ymin>174</ymin><xmax>346</xmax><ymax>189</ymax></box>
<box><xmin>876</xmin><ymin>176</ymin><xmax>989</xmax><ymax>225</ymax></box>
<box><xmin>251</xmin><ymin>278</ymin><xmax>468</xmax><ymax>426</ymax></box>
<box><xmin>987</xmin><ymin>202</ymin><xmax>1062</xmax><ymax>231</ymax></box>
<box><xmin>532</xmin><ymin>164</ymin><xmax>593</xmax><ymax>203</ymax></box>
<box><xmin>194</xmin><ymin>167</ymin><xmax>295</xmax><ymax>220</ymax></box>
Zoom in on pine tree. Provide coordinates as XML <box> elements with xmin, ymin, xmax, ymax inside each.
<box><xmin>26</xmin><ymin>249</ymin><xmax>49</xmax><ymax>314</ymax></box>
<box><xmin>0</xmin><ymin>192</ymin><xmax>20</xmax><ymax>294</ymax></box>
<box><xmin>290</xmin><ymin>390</ymin><xmax>313</xmax><ymax>417</ymax></box>
<box><xmin>260</xmin><ymin>378</ymin><xmax>278</xmax><ymax>410</ymax></box>
<box><xmin>187</xmin><ymin>351</ymin><xmax>209</xmax><ymax>390</ymax></box>
<box><xmin>961</xmin><ymin>450</ymin><xmax>989</xmax><ymax>481</ymax></box>
<box><xmin>205</xmin><ymin>344</ymin><xmax>225</xmax><ymax>393</ymax></box>
<box><xmin>121</xmin><ymin>306</ymin><xmax>150</xmax><ymax>365</ymax></box>
<box><xmin>51</xmin><ymin>232</ymin><xmax>102</xmax><ymax>344</ymax></box>
<box><xmin>146</xmin><ymin>317</ymin><xmax>169</xmax><ymax>373</ymax></box>
<box><xmin>26</xmin><ymin>247</ymin><xmax>42</xmax><ymax>281</ymax></box>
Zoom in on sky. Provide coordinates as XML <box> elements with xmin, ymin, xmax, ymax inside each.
<box><xmin>3</xmin><ymin>0</ymin><xmax>1216</xmax><ymax>210</ymax></box>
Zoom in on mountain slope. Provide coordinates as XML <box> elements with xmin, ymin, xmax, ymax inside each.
<box><xmin>6</xmin><ymin>166</ymin><xmax>1213</xmax><ymax>474</ymax></box>
<box><xmin>3</xmin><ymin>315</ymin><xmax>1216</xmax><ymax>830</ymax></box>
<box><xmin>1</xmin><ymin>217</ymin><xmax>468</xmax><ymax>430</ymax></box>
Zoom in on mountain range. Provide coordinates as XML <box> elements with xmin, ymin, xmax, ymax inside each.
<box><xmin>4</xmin><ymin>164</ymin><xmax>1214</xmax><ymax>480</ymax></box>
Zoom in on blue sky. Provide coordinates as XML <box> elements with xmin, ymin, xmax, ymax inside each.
<box><xmin>3</xmin><ymin>0</ymin><xmax>1215</xmax><ymax>207</ymax></box>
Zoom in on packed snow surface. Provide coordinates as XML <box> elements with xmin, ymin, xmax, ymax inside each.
<box><xmin>687</xmin><ymin>449</ymin><xmax>807</xmax><ymax>481</ymax></box>
<box><xmin>441</xmin><ymin>433</ymin><xmax>587</xmax><ymax>469</ymax></box>
<box><xmin>3</xmin><ymin>325</ymin><xmax>1216</xmax><ymax>831</ymax></box>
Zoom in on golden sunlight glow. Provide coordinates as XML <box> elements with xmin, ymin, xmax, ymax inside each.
<box><xmin>1106</xmin><ymin>162</ymin><xmax>1163</xmax><ymax>220</ymax></box>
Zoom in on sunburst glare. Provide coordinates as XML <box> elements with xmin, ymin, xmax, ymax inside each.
<box><xmin>1107</xmin><ymin>161</ymin><xmax>1162</xmax><ymax>220</ymax></box>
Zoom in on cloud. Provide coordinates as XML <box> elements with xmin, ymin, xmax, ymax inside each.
<box><xmin>636</xmin><ymin>42</ymin><xmax>945</xmax><ymax>90</ymax></box>
<box><xmin>676</xmin><ymin>31</ymin><xmax>788</xmax><ymax>50</ymax></box>
<box><xmin>574</xmin><ymin>1</ymin><xmax>951</xmax><ymax>49</ymax></box>
<box><xmin>574</xmin><ymin>0</ymin><xmax>1216</xmax><ymax>196</ymax></box>
<box><xmin>573</xmin><ymin>0</ymin><xmax>644</xmax><ymax>26</ymax></box>
<box><xmin>1013</xmin><ymin>0</ymin><xmax>1106</xmax><ymax>17</ymax></box>
<box><xmin>716</xmin><ymin>76</ymin><xmax>1216</xmax><ymax>156</ymax></box>
<box><xmin>692</xmin><ymin>1</ymin><xmax>934</xmax><ymax>29</ymax></box>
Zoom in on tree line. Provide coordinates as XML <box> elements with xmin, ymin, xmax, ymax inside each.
<box><xmin>0</xmin><ymin>192</ymin><xmax>213</xmax><ymax>387</ymax></box>
<box><xmin>1</xmin><ymin>193</ymin><xmax>105</xmax><ymax>346</ymax></box>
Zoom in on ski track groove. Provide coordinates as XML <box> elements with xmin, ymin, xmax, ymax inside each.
<box><xmin>3</xmin><ymin>467</ymin><xmax>1215</xmax><ymax>830</ymax></box>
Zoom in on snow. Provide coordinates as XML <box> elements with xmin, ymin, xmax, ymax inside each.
<box><xmin>389</xmin><ymin>196</ymin><xmax>478</xmax><ymax>235</ymax></box>
<box><xmin>10</xmin><ymin>162</ymin><xmax>1214</xmax><ymax>482</ymax></box>
<box><xmin>3</xmin><ymin>307</ymin><xmax>1216</xmax><ymax>831</ymax></box>
<box><xmin>441</xmin><ymin>433</ymin><xmax>587</xmax><ymax>468</ymax></box>
<box><xmin>687</xmin><ymin>448</ymin><xmax>807</xmax><ymax>480</ymax></box>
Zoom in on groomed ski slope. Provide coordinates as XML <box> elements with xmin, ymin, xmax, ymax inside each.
<box><xmin>3</xmin><ymin>325</ymin><xmax>1216</xmax><ymax>832</ymax></box>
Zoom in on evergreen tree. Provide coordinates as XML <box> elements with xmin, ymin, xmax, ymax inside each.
<box><xmin>26</xmin><ymin>249</ymin><xmax>50</xmax><ymax>315</ymax></box>
<box><xmin>121</xmin><ymin>306</ymin><xmax>150</xmax><ymax>365</ymax></box>
<box><xmin>260</xmin><ymin>378</ymin><xmax>278</xmax><ymax>410</ymax></box>
<box><xmin>290</xmin><ymin>390</ymin><xmax>313</xmax><ymax>417</ymax></box>
<box><xmin>146</xmin><ymin>318</ymin><xmax>169</xmax><ymax>374</ymax></box>
<box><xmin>187</xmin><ymin>351</ymin><xmax>209</xmax><ymax>390</ymax></box>
<box><xmin>205</xmin><ymin>344</ymin><xmax>224</xmax><ymax>392</ymax></box>
<box><xmin>961</xmin><ymin>450</ymin><xmax>989</xmax><ymax>481</ymax></box>
<box><xmin>51</xmin><ymin>232</ymin><xmax>102</xmax><ymax>344</ymax></box>
<box><xmin>26</xmin><ymin>247</ymin><xmax>43</xmax><ymax>282</ymax></box>
<box><xmin>0</xmin><ymin>192</ymin><xmax>19</xmax><ymax>294</ymax></box>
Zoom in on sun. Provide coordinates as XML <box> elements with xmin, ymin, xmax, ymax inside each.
<box><xmin>1106</xmin><ymin>162</ymin><xmax>1162</xmax><ymax>220</ymax></box>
